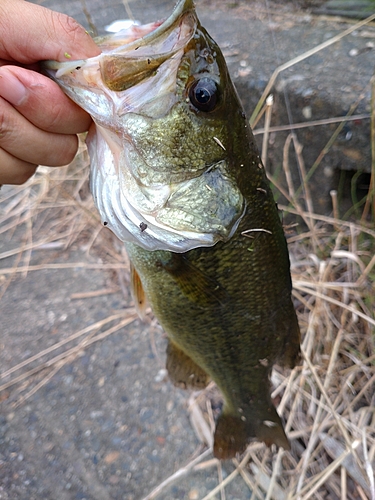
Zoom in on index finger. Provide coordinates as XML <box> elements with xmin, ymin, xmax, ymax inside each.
<box><xmin>0</xmin><ymin>0</ymin><xmax>100</xmax><ymax>64</ymax></box>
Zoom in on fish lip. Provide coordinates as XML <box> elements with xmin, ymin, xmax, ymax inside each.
<box><xmin>114</xmin><ymin>0</ymin><xmax>195</xmax><ymax>53</ymax></box>
<box><xmin>43</xmin><ymin>0</ymin><xmax>195</xmax><ymax>74</ymax></box>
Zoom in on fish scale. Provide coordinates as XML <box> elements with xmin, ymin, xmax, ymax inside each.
<box><xmin>44</xmin><ymin>0</ymin><xmax>301</xmax><ymax>459</ymax></box>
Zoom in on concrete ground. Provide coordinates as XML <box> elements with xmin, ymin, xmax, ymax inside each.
<box><xmin>1</xmin><ymin>1</ymin><xmax>374</xmax><ymax>499</ymax></box>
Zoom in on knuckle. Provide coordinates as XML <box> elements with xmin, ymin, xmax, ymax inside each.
<box><xmin>14</xmin><ymin>166</ymin><xmax>37</xmax><ymax>185</ymax></box>
<box><xmin>60</xmin><ymin>14</ymin><xmax>82</xmax><ymax>35</ymax></box>
<box><xmin>43</xmin><ymin>101</ymin><xmax>66</xmax><ymax>131</ymax></box>
<box><xmin>54</xmin><ymin>12</ymin><xmax>85</xmax><ymax>49</ymax></box>
<box><xmin>0</xmin><ymin>103</ymin><xmax>13</xmax><ymax>143</ymax></box>
<box><xmin>50</xmin><ymin>135</ymin><xmax>78</xmax><ymax>166</ymax></box>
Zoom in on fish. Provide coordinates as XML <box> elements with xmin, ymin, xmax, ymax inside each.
<box><xmin>44</xmin><ymin>0</ymin><xmax>301</xmax><ymax>459</ymax></box>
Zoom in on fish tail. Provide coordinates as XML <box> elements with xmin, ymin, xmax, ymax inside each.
<box><xmin>213</xmin><ymin>406</ymin><xmax>290</xmax><ymax>460</ymax></box>
<box><xmin>213</xmin><ymin>413</ymin><xmax>249</xmax><ymax>459</ymax></box>
<box><xmin>255</xmin><ymin>406</ymin><xmax>290</xmax><ymax>450</ymax></box>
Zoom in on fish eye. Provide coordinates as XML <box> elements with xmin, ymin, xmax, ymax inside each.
<box><xmin>188</xmin><ymin>77</ymin><xmax>219</xmax><ymax>112</ymax></box>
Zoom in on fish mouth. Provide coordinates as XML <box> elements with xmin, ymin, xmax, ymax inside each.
<box><xmin>44</xmin><ymin>0</ymin><xmax>246</xmax><ymax>252</ymax></box>
<box><xmin>46</xmin><ymin>0</ymin><xmax>196</xmax><ymax>84</ymax></box>
<box><xmin>101</xmin><ymin>0</ymin><xmax>195</xmax><ymax>53</ymax></box>
<box><xmin>44</xmin><ymin>0</ymin><xmax>198</xmax><ymax>124</ymax></box>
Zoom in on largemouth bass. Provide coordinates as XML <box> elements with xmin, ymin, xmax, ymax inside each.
<box><xmin>45</xmin><ymin>0</ymin><xmax>300</xmax><ymax>459</ymax></box>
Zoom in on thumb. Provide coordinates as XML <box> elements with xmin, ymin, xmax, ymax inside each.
<box><xmin>0</xmin><ymin>0</ymin><xmax>100</xmax><ymax>64</ymax></box>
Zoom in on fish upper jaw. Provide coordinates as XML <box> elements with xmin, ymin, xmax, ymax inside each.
<box><xmin>44</xmin><ymin>7</ymin><xmax>197</xmax><ymax>121</ymax></box>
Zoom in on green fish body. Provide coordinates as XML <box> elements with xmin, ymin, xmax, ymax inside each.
<box><xmin>44</xmin><ymin>0</ymin><xmax>300</xmax><ymax>459</ymax></box>
<box><xmin>126</xmin><ymin>198</ymin><xmax>300</xmax><ymax>459</ymax></box>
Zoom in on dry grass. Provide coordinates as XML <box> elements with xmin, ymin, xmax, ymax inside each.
<box><xmin>0</xmin><ymin>142</ymin><xmax>136</xmax><ymax>406</ymax></box>
<box><xmin>0</xmin><ymin>4</ymin><xmax>375</xmax><ymax>500</ymax></box>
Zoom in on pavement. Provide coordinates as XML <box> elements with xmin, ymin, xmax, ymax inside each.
<box><xmin>1</xmin><ymin>1</ymin><xmax>374</xmax><ymax>499</ymax></box>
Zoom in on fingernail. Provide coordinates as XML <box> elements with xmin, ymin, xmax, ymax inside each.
<box><xmin>0</xmin><ymin>68</ymin><xmax>27</xmax><ymax>106</ymax></box>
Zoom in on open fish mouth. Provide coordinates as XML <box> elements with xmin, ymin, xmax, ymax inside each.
<box><xmin>44</xmin><ymin>0</ymin><xmax>245</xmax><ymax>252</ymax></box>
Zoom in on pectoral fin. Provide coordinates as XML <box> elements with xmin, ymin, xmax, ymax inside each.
<box><xmin>256</xmin><ymin>407</ymin><xmax>290</xmax><ymax>450</ymax></box>
<box><xmin>213</xmin><ymin>413</ymin><xmax>249</xmax><ymax>459</ymax></box>
<box><xmin>130</xmin><ymin>262</ymin><xmax>148</xmax><ymax>320</ymax></box>
<box><xmin>166</xmin><ymin>340</ymin><xmax>210</xmax><ymax>390</ymax></box>
<box><xmin>160</xmin><ymin>253</ymin><xmax>228</xmax><ymax>308</ymax></box>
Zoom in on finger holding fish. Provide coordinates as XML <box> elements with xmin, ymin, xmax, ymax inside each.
<box><xmin>0</xmin><ymin>78</ymin><xmax>79</xmax><ymax>167</ymax></box>
<box><xmin>0</xmin><ymin>0</ymin><xmax>100</xmax><ymax>185</ymax></box>
<box><xmin>0</xmin><ymin>66</ymin><xmax>93</xmax><ymax>134</ymax></box>
<box><xmin>0</xmin><ymin>0</ymin><xmax>100</xmax><ymax>64</ymax></box>
<box><xmin>0</xmin><ymin>148</ymin><xmax>37</xmax><ymax>186</ymax></box>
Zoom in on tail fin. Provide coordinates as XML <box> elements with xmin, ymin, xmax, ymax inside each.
<box><xmin>256</xmin><ymin>407</ymin><xmax>290</xmax><ymax>450</ymax></box>
<box><xmin>213</xmin><ymin>406</ymin><xmax>290</xmax><ymax>460</ymax></box>
<box><xmin>213</xmin><ymin>414</ymin><xmax>249</xmax><ymax>459</ymax></box>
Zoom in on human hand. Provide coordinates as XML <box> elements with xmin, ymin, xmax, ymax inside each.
<box><xmin>0</xmin><ymin>0</ymin><xmax>100</xmax><ymax>185</ymax></box>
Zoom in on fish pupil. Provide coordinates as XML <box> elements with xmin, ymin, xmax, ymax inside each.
<box><xmin>196</xmin><ymin>88</ymin><xmax>210</xmax><ymax>103</ymax></box>
<box><xmin>189</xmin><ymin>77</ymin><xmax>218</xmax><ymax>112</ymax></box>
